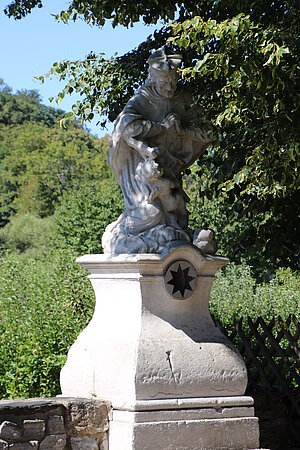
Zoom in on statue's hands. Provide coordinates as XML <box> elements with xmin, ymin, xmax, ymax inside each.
<box><xmin>163</xmin><ymin>113</ymin><xmax>185</xmax><ymax>136</ymax></box>
<box><xmin>163</xmin><ymin>113</ymin><xmax>177</xmax><ymax>130</ymax></box>
<box><xmin>148</xmin><ymin>146</ymin><xmax>160</xmax><ymax>159</ymax></box>
<box><xmin>140</xmin><ymin>145</ymin><xmax>160</xmax><ymax>160</ymax></box>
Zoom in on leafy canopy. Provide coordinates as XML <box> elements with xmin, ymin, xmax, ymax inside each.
<box><xmin>3</xmin><ymin>1</ymin><xmax>299</xmax><ymax>273</ymax></box>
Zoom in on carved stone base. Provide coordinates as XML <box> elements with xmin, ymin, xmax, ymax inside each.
<box><xmin>109</xmin><ymin>397</ymin><xmax>259</xmax><ymax>450</ymax></box>
<box><xmin>60</xmin><ymin>245</ymin><xmax>260</xmax><ymax>448</ymax></box>
<box><xmin>60</xmin><ymin>246</ymin><xmax>248</xmax><ymax>401</ymax></box>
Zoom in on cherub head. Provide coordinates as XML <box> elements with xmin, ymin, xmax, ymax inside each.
<box><xmin>144</xmin><ymin>158</ymin><xmax>162</xmax><ymax>180</ymax></box>
<box><xmin>136</xmin><ymin>158</ymin><xmax>163</xmax><ymax>183</ymax></box>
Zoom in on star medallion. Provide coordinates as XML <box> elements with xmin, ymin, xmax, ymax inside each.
<box><xmin>164</xmin><ymin>261</ymin><xmax>197</xmax><ymax>300</ymax></box>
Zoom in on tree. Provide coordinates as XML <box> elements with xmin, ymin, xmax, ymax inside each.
<box><xmin>0</xmin><ymin>79</ymin><xmax>64</xmax><ymax>126</ymax></box>
<box><xmin>0</xmin><ymin>86</ymin><xmax>112</xmax><ymax>225</ymax></box>
<box><xmin>54</xmin><ymin>179</ymin><xmax>124</xmax><ymax>254</ymax></box>
<box><xmin>3</xmin><ymin>1</ymin><xmax>299</xmax><ymax>274</ymax></box>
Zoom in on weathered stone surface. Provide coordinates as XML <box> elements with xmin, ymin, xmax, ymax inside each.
<box><xmin>0</xmin><ymin>439</ymin><xmax>8</xmax><ymax>450</ymax></box>
<box><xmin>47</xmin><ymin>415</ymin><xmax>65</xmax><ymax>434</ymax></box>
<box><xmin>61</xmin><ymin>248</ymin><xmax>247</xmax><ymax>403</ymax></box>
<box><xmin>70</xmin><ymin>436</ymin><xmax>98</xmax><ymax>450</ymax></box>
<box><xmin>0</xmin><ymin>398</ymin><xmax>110</xmax><ymax>450</ymax></box>
<box><xmin>9</xmin><ymin>442</ymin><xmax>38</xmax><ymax>449</ymax></box>
<box><xmin>59</xmin><ymin>243</ymin><xmax>260</xmax><ymax>449</ymax></box>
<box><xmin>23</xmin><ymin>419</ymin><xmax>45</xmax><ymax>439</ymax></box>
<box><xmin>193</xmin><ymin>228</ymin><xmax>218</xmax><ymax>254</ymax></box>
<box><xmin>110</xmin><ymin>410</ymin><xmax>260</xmax><ymax>450</ymax></box>
<box><xmin>65</xmin><ymin>400</ymin><xmax>109</xmax><ymax>437</ymax></box>
<box><xmin>0</xmin><ymin>422</ymin><xmax>21</xmax><ymax>441</ymax></box>
<box><xmin>0</xmin><ymin>398</ymin><xmax>63</xmax><ymax>418</ymax></box>
<box><xmin>39</xmin><ymin>434</ymin><xmax>66</xmax><ymax>450</ymax></box>
<box><xmin>99</xmin><ymin>434</ymin><xmax>108</xmax><ymax>450</ymax></box>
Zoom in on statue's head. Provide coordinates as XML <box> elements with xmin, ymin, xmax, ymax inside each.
<box><xmin>147</xmin><ymin>46</ymin><xmax>182</xmax><ymax>98</ymax></box>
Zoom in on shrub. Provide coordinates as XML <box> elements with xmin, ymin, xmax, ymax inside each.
<box><xmin>1</xmin><ymin>239</ymin><xmax>298</xmax><ymax>398</ymax></box>
<box><xmin>210</xmin><ymin>263</ymin><xmax>300</xmax><ymax>328</ymax></box>
<box><xmin>0</xmin><ymin>249</ymin><xmax>95</xmax><ymax>399</ymax></box>
<box><xmin>0</xmin><ymin>213</ymin><xmax>55</xmax><ymax>259</ymax></box>
<box><xmin>54</xmin><ymin>179</ymin><xmax>124</xmax><ymax>254</ymax></box>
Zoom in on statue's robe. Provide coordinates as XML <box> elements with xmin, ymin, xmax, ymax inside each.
<box><xmin>107</xmin><ymin>83</ymin><xmax>213</xmax><ymax>237</ymax></box>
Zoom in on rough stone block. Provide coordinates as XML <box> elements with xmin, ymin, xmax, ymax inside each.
<box><xmin>8</xmin><ymin>442</ymin><xmax>38</xmax><ymax>449</ymax></box>
<box><xmin>47</xmin><ymin>415</ymin><xmax>65</xmax><ymax>434</ymax></box>
<box><xmin>39</xmin><ymin>434</ymin><xmax>66</xmax><ymax>450</ymax></box>
<box><xmin>0</xmin><ymin>422</ymin><xmax>21</xmax><ymax>441</ymax></box>
<box><xmin>23</xmin><ymin>419</ymin><xmax>45</xmax><ymax>439</ymax></box>
<box><xmin>0</xmin><ymin>439</ymin><xmax>8</xmax><ymax>450</ymax></box>
<box><xmin>70</xmin><ymin>436</ymin><xmax>99</xmax><ymax>449</ymax></box>
<box><xmin>99</xmin><ymin>434</ymin><xmax>109</xmax><ymax>450</ymax></box>
<box><xmin>65</xmin><ymin>400</ymin><xmax>109</xmax><ymax>437</ymax></box>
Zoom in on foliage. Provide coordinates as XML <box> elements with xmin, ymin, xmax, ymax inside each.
<box><xmin>0</xmin><ymin>86</ymin><xmax>111</xmax><ymax>225</ymax></box>
<box><xmin>0</xmin><ymin>245</ymin><xmax>298</xmax><ymax>399</ymax></box>
<box><xmin>169</xmin><ymin>10</ymin><xmax>299</xmax><ymax>274</ymax></box>
<box><xmin>3</xmin><ymin>0</ymin><xmax>182</xmax><ymax>25</ymax></box>
<box><xmin>54</xmin><ymin>179</ymin><xmax>124</xmax><ymax>254</ymax></box>
<box><xmin>21</xmin><ymin>0</ymin><xmax>298</xmax><ymax>274</ymax></box>
<box><xmin>210</xmin><ymin>264</ymin><xmax>300</xmax><ymax>328</ymax></box>
<box><xmin>0</xmin><ymin>213</ymin><xmax>55</xmax><ymax>259</ymax></box>
<box><xmin>1</xmin><ymin>0</ymin><xmax>299</xmax><ymax>399</ymax></box>
<box><xmin>0</xmin><ymin>79</ymin><xmax>64</xmax><ymax>127</ymax></box>
<box><xmin>0</xmin><ymin>249</ymin><xmax>95</xmax><ymax>399</ymax></box>
<box><xmin>184</xmin><ymin>165</ymin><xmax>299</xmax><ymax>279</ymax></box>
<box><xmin>36</xmin><ymin>30</ymin><xmax>170</xmax><ymax>126</ymax></box>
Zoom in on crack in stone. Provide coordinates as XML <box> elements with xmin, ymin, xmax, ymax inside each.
<box><xmin>166</xmin><ymin>350</ymin><xmax>176</xmax><ymax>384</ymax></box>
<box><xmin>148</xmin><ymin>391</ymin><xmax>193</xmax><ymax>398</ymax></box>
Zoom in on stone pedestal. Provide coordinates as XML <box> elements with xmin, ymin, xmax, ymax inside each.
<box><xmin>110</xmin><ymin>397</ymin><xmax>258</xmax><ymax>450</ymax></box>
<box><xmin>60</xmin><ymin>244</ymin><xmax>259</xmax><ymax>449</ymax></box>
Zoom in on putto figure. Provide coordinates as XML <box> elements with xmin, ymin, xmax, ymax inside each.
<box><xmin>102</xmin><ymin>46</ymin><xmax>214</xmax><ymax>255</ymax></box>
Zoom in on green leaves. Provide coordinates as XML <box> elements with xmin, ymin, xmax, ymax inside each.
<box><xmin>37</xmin><ymin>29</ymin><xmax>170</xmax><ymax>126</ymax></box>
<box><xmin>0</xmin><ymin>88</ymin><xmax>112</xmax><ymax>225</ymax></box>
<box><xmin>0</xmin><ymin>249</ymin><xmax>95</xmax><ymax>398</ymax></box>
<box><xmin>262</xmin><ymin>42</ymin><xmax>290</xmax><ymax>67</ymax></box>
<box><xmin>40</xmin><ymin>53</ymin><xmax>137</xmax><ymax>126</ymax></box>
<box><xmin>210</xmin><ymin>264</ymin><xmax>300</xmax><ymax>326</ymax></box>
<box><xmin>169</xmin><ymin>7</ymin><xmax>298</xmax><ymax>275</ymax></box>
<box><xmin>3</xmin><ymin>0</ymin><xmax>299</xmax><ymax>284</ymax></box>
<box><xmin>54</xmin><ymin>179</ymin><xmax>124</xmax><ymax>254</ymax></box>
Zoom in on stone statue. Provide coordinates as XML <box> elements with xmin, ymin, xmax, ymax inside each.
<box><xmin>63</xmin><ymin>49</ymin><xmax>259</xmax><ymax>450</ymax></box>
<box><xmin>102</xmin><ymin>46</ymin><xmax>214</xmax><ymax>255</ymax></box>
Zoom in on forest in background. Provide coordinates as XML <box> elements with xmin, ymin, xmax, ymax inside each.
<box><xmin>0</xmin><ymin>82</ymin><xmax>299</xmax><ymax>399</ymax></box>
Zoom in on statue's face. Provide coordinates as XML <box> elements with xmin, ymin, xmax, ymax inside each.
<box><xmin>153</xmin><ymin>73</ymin><xmax>178</xmax><ymax>98</ymax></box>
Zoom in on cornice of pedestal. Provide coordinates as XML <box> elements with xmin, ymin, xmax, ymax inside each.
<box><xmin>76</xmin><ymin>243</ymin><xmax>229</xmax><ymax>278</ymax></box>
<box><xmin>112</xmin><ymin>395</ymin><xmax>255</xmax><ymax>411</ymax></box>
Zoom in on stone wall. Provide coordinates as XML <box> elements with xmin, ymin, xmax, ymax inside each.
<box><xmin>0</xmin><ymin>397</ymin><xmax>111</xmax><ymax>450</ymax></box>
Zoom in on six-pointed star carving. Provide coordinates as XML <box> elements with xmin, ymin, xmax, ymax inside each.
<box><xmin>167</xmin><ymin>264</ymin><xmax>195</xmax><ymax>297</ymax></box>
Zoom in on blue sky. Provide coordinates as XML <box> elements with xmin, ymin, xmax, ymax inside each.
<box><xmin>0</xmin><ymin>0</ymin><xmax>160</xmax><ymax>136</ymax></box>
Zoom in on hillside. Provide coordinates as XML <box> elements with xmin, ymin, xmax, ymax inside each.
<box><xmin>0</xmin><ymin>80</ymin><xmax>112</xmax><ymax>226</ymax></box>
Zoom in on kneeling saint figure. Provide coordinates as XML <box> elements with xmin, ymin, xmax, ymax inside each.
<box><xmin>102</xmin><ymin>46</ymin><xmax>214</xmax><ymax>255</ymax></box>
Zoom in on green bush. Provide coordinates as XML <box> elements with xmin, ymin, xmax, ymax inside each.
<box><xmin>185</xmin><ymin>165</ymin><xmax>299</xmax><ymax>280</ymax></box>
<box><xmin>0</xmin><ymin>213</ymin><xmax>55</xmax><ymax>259</ymax></box>
<box><xmin>210</xmin><ymin>263</ymin><xmax>300</xmax><ymax>328</ymax></box>
<box><xmin>0</xmin><ymin>249</ymin><xmax>95</xmax><ymax>399</ymax></box>
<box><xmin>54</xmin><ymin>179</ymin><xmax>124</xmax><ymax>254</ymax></box>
